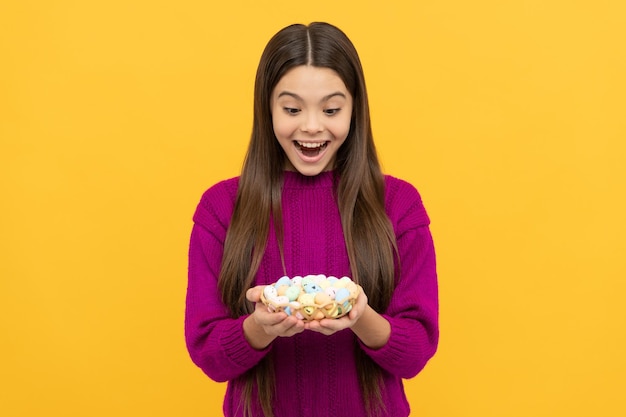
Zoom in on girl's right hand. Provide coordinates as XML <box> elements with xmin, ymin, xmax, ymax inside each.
<box><xmin>243</xmin><ymin>286</ymin><xmax>306</xmax><ymax>349</ymax></box>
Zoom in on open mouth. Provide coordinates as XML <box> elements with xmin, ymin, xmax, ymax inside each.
<box><xmin>295</xmin><ymin>141</ymin><xmax>328</xmax><ymax>157</ymax></box>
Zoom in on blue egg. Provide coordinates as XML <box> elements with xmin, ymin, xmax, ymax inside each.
<box><xmin>301</xmin><ymin>276</ymin><xmax>315</xmax><ymax>287</ymax></box>
<box><xmin>275</xmin><ymin>276</ymin><xmax>292</xmax><ymax>288</ymax></box>
<box><xmin>335</xmin><ymin>288</ymin><xmax>350</xmax><ymax>303</ymax></box>
<box><xmin>303</xmin><ymin>282</ymin><xmax>322</xmax><ymax>294</ymax></box>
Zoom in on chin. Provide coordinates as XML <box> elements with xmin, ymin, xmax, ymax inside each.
<box><xmin>294</xmin><ymin>166</ymin><xmax>326</xmax><ymax>177</ymax></box>
<box><xmin>285</xmin><ymin>156</ymin><xmax>329</xmax><ymax>177</ymax></box>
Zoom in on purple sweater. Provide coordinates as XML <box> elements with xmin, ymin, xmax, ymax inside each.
<box><xmin>186</xmin><ymin>171</ymin><xmax>438</xmax><ymax>417</ymax></box>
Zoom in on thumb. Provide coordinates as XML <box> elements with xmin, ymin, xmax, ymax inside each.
<box><xmin>246</xmin><ymin>286</ymin><xmax>264</xmax><ymax>303</ymax></box>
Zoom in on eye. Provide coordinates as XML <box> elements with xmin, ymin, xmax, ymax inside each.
<box><xmin>283</xmin><ymin>107</ymin><xmax>301</xmax><ymax>115</ymax></box>
<box><xmin>323</xmin><ymin>108</ymin><xmax>341</xmax><ymax>116</ymax></box>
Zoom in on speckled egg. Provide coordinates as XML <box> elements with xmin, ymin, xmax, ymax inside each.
<box><xmin>303</xmin><ymin>282</ymin><xmax>323</xmax><ymax>294</ymax></box>
<box><xmin>325</xmin><ymin>287</ymin><xmax>338</xmax><ymax>299</ymax></box>
<box><xmin>285</xmin><ymin>285</ymin><xmax>301</xmax><ymax>301</ymax></box>
<box><xmin>274</xmin><ymin>295</ymin><xmax>289</xmax><ymax>305</ymax></box>
<box><xmin>263</xmin><ymin>285</ymin><xmax>278</xmax><ymax>300</ymax></box>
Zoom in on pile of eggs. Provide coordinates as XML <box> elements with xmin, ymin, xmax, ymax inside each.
<box><xmin>261</xmin><ymin>274</ymin><xmax>359</xmax><ymax>321</ymax></box>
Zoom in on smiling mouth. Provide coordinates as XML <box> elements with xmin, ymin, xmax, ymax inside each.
<box><xmin>295</xmin><ymin>141</ymin><xmax>328</xmax><ymax>157</ymax></box>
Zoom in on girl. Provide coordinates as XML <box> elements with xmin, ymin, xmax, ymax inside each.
<box><xmin>186</xmin><ymin>22</ymin><xmax>438</xmax><ymax>417</ymax></box>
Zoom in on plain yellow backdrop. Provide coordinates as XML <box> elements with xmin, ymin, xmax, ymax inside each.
<box><xmin>1</xmin><ymin>1</ymin><xmax>625</xmax><ymax>416</ymax></box>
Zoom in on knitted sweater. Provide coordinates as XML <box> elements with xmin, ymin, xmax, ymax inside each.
<box><xmin>186</xmin><ymin>170</ymin><xmax>439</xmax><ymax>417</ymax></box>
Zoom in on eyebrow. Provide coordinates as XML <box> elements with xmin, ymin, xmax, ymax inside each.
<box><xmin>276</xmin><ymin>91</ymin><xmax>347</xmax><ymax>102</ymax></box>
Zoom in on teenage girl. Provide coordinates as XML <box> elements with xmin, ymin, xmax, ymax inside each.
<box><xmin>186</xmin><ymin>22</ymin><xmax>439</xmax><ymax>417</ymax></box>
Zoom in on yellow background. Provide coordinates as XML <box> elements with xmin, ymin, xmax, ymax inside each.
<box><xmin>1</xmin><ymin>1</ymin><xmax>625</xmax><ymax>416</ymax></box>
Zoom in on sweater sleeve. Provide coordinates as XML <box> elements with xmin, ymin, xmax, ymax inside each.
<box><xmin>185</xmin><ymin>180</ymin><xmax>271</xmax><ymax>382</ymax></box>
<box><xmin>359</xmin><ymin>178</ymin><xmax>439</xmax><ymax>379</ymax></box>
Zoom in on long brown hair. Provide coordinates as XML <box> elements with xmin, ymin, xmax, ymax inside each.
<box><xmin>218</xmin><ymin>22</ymin><xmax>398</xmax><ymax>417</ymax></box>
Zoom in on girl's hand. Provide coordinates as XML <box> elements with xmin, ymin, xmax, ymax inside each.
<box><xmin>304</xmin><ymin>285</ymin><xmax>369</xmax><ymax>336</ymax></box>
<box><xmin>243</xmin><ymin>286</ymin><xmax>306</xmax><ymax>349</ymax></box>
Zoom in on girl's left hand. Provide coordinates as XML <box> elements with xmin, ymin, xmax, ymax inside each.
<box><xmin>304</xmin><ymin>285</ymin><xmax>368</xmax><ymax>335</ymax></box>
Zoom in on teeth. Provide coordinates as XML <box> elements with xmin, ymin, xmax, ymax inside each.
<box><xmin>297</xmin><ymin>141</ymin><xmax>326</xmax><ymax>149</ymax></box>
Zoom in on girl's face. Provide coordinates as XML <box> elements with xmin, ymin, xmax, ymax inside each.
<box><xmin>271</xmin><ymin>65</ymin><xmax>353</xmax><ymax>176</ymax></box>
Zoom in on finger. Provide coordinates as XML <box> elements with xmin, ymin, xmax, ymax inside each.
<box><xmin>281</xmin><ymin>316</ymin><xmax>306</xmax><ymax>335</ymax></box>
<box><xmin>255</xmin><ymin>309</ymin><xmax>288</xmax><ymax>326</ymax></box>
<box><xmin>348</xmin><ymin>305</ymin><xmax>359</xmax><ymax>320</ymax></box>
<box><xmin>304</xmin><ymin>319</ymin><xmax>320</xmax><ymax>332</ymax></box>
<box><xmin>313</xmin><ymin>318</ymin><xmax>347</xmax><ymax>335</ymax></box>
<box><xmin>246</xmin><ymin>286</ymin><xmax>264</xmax><ymax>303</ymax></box>
<box><xmin>270</xmin><ymin>315</ymin><xmax>304</xmax><ymax>337</ymax></box>
<box><xmin>304</xmin><ymin>320</ymin><xmax>330</xmax><ymax>335</ymax></box>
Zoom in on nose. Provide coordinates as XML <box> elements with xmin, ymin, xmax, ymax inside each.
<box><xmin>300</xmin><ymin>112</ymin><xmax>324</xmax><ymax>133</ymax></box>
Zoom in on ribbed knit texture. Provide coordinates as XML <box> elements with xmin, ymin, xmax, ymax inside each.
<box><xmin>185</xmin><ymin>170</ymin><xmax>439</xmax><ymax>417</ymax></box>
